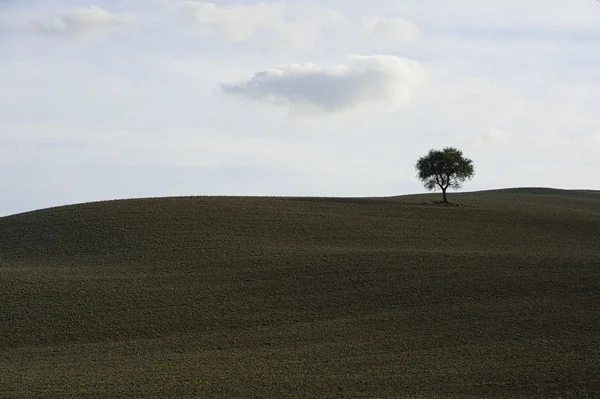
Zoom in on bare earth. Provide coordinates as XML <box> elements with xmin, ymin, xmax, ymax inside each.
<box><xmin>1</xmin><ymin>188</ymin><xmax>599</xmax><ymax>398</ymax></box>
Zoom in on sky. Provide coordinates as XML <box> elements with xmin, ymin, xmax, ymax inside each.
<box><xmin>1</xmin><ymin>0</ymin><xmax>599</xmax><ymax>215</ymax></box>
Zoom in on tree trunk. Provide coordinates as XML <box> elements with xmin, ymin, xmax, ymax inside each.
<box><xmin>442</xmin><ymin>188</ymin><xmax>448</xmax><ymax>203</ymax></box>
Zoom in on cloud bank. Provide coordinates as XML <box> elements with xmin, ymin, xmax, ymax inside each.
<box><xmin>221</xmin><ymin>55</ymin><xmax>424</xmax><ymax>113</ymax></box>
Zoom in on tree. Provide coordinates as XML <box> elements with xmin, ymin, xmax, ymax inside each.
<box><xmin>415</xmin><ymin>147</ymin><xmax>474</xmax><ymax>204</ymax></box>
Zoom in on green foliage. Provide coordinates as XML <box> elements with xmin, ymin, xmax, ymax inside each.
<box><xmin>415</xmin><ymin>147</ymin><xmax>474</xmax><ymax>202</ymax></box>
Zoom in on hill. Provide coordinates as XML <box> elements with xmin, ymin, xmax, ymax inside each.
<box><xmin>1</xmin><ymin>190</ymin><xmax>599</xmax><ymax>398</ymax></box>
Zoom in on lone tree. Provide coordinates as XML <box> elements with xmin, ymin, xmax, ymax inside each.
<box><xmin>415</xmin><ymin>147</ymin><xmax>474</xmax><ymax>203</ymax></box>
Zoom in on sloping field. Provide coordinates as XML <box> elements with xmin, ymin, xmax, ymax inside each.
<box><xmin>1</xmin><ymin>190</ymin><xmax>599</xmax><ymax>398</ymax></box>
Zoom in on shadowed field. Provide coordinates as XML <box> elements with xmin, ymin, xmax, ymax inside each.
<box><xmin>1</xmin><ymin>189</ymin><xmax>599</xmax><ymax>398</ymax></box>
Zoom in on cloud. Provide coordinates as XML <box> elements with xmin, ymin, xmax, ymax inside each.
<box><xmin>179</xmin><ymin>1</ymin><xmax>282</xmax><ymax>42</ymax></box>
<box><xmin>221</xmin><ymin>55</ymin><xmax>424</xmax><ymax>114</ymax></box>
<box><xmin>362</xmin><ymin>16</ymin><xmax>419</xmax><ymax>42</ymax></box>
<box><xmin>179</xmin><ymin>1</ymin><xmax>347</xmax><ymax>46</ymax></box>
<box><xmin>177</xmin><ymin>1</ymin><xmax>422</xmax><ymax>50</ymax></box>
<box><xmin>31</xmin><ymin>6</ymin><xmax>136</xmax><ymax>38</ymax></box>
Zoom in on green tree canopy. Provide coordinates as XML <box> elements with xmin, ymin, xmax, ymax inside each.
<box><xmin>415</xmin><ymin>147</ymin><xmax>474</xmax><ymax>203</ymax></box>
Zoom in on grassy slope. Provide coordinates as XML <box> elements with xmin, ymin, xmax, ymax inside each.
<box><xmin>0</xmin><ymin>190</ymin><xmax>599</xmax><ymax>398</ymax></box>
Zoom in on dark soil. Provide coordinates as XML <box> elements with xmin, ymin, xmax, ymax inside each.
<box><xmin>1</xmin><ymin>190</ymin><xmax>599</xmax><ymax>398</ymax></box>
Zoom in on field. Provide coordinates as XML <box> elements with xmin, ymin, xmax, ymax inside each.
<box><xmin>1</xmin><ymin>188</ymin><xmax>599</xmax><ymax>398</ymax></box>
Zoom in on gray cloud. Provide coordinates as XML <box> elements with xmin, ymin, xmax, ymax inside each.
<box><xmin>221</xmin><ymin>55</ymin><xmax>424</xmax><ymax>113</ymax></box>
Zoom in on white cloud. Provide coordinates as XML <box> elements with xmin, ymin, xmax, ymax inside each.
<box><xmin>362</xmin><ymin>16</ymin><xmax>418</xmax><ymax>42</ymax></box>
<box><xmin>179</xmin><ymin>1</ymin><xmax>347</xmax><ymax>47</ymax></box>
<box><xmin>31</xmin><ymin>6</ymin><xmax>136</xmax><ymax>38</ymax></box>
<box><xmin>177</xmin><ymin>1</ymin><xmax>421</xmax><ymax>50</ymax></box>
<box><xmin>221</xmin><ymin>55</ymin><xmax>424</xmax><ymax>114</ymax></box>
<box><xmin>180</xmin><ymin>1</ymin><xmax>282</xmax><ymax>42</ymax></box>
